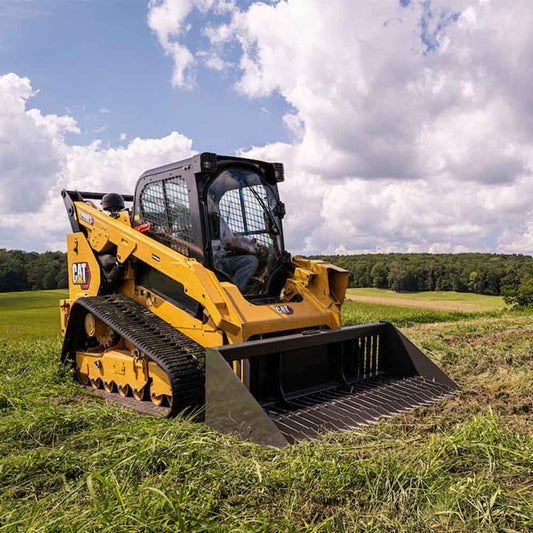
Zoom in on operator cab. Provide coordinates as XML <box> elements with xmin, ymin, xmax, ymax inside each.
<box><xmin>133</xmin><ymin>153</ymin><xmax>289</xmax><ymax>303</ymax></box>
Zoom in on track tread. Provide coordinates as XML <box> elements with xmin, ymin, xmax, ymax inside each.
<box><xmin>62</xmin><ymin>294</ymin><xmax>205</xmax><ymax>416</ymax></box>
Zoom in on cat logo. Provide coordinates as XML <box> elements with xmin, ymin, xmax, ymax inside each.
<box><xmin>72</xmin><ymin>262</ymin><xmax>91</xmax><ymax>290</ymax></box>
<box><xmin>275</xmin><ymin>305</ymin><xmax>294</xmax><ymax>315</ymax></box>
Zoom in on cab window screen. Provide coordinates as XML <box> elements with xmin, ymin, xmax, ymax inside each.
<box><xmin>218</xmin><ymin>184</ymin><xmax>273</xmax><ymax>248</ymax></box>
<box><xmin>140</xmin><ymin>177</ymin><xmax>195</xmax><ymax>255</ymax></box>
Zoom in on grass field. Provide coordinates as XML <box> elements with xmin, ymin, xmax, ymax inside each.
<box><xmin>346</xmin><ymin>288</ymin><xmax>506</xmax><ymax>312</ymax></box>
<box><xmin>0</xmin><ymin>289</ymin><xmax>67</xmax><ymax>339</ymax></box>
<box><xmin>1</xmin><ymin>291</ymin><xmax>532</xmax><ymax>532</ymax></box>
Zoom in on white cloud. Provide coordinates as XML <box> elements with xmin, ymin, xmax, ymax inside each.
<box><xmin>199</xmin><ymin>0</ymin><xmax>533</xmax><ymax>254</ymax></box>
<box><xmin>0</xmin><ymin>73</ymin><xmax>78</xmax><ymax>215</ymax></box>
<box><xmin>147</xmin><ymin>0</ymin><xmax>235</xmax><ymax>87</ymax></box>
<box><xmin>219</xmin><ymin>0</ymin><xmax>531</xmax><ymax>183</ymax></box>
<box><xmin>62</xmin><ymin>132</ymin><xmax>193</xmax><ymax>195</ymax></box>
<box><xmin>197</xmin><ymin>49</ymin><xmax>231</xmax><ymax>71</ymax></box>
<box><xmin>0</xmin><ymin>73</ymin><xmax>195</xmax><ymax>251</ymax></box>
<box><xmin>147</xmin><ymin>0</ymin><xmax>198</xmax><ymax>88</ymax></box>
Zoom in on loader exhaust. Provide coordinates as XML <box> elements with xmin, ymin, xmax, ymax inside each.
<box><xmin>206</xmin><ymin>322</ymin><xmax>459</xmax><ymax>446</ymax></box>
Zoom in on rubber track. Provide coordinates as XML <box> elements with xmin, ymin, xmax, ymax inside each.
<box><xmin>62</xmin><ymin>294</ymin><xmax>205</xmax><ymax>417</ymax></box>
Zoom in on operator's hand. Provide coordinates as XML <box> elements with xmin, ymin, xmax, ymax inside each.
<box><xmin>256</xmin><ymin>242</ymin><xmax>269</xmax><ymax>257</ymax></box>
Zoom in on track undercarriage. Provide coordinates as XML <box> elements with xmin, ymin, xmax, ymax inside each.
<box><xmin>62</xmin><ymin>296</ymin><xmax>458</xmax><ymax>446</ymax></box>
<box><xmin>62</xmin><ymin>295</ymin><xmax>205</xmax><ymax>417</ymax></box>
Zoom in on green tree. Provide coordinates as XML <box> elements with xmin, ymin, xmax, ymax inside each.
<box><xmin>371</xmin><ymin>262</ymin><xmax>388</xmax><ymax>288</ymax></box>
<box><xmin>468</xmin><ymin>271</ymin><xmax>480</xmax><ymax>293</ymax></box>
<box><xmin>504</xmin><ymin>278</ymin><xmax>533</xmax><ymax>307</ymax></box>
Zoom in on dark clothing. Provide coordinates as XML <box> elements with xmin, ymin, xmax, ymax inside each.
<box><xmin>215</xmin><ymin>254</ymin><xmax>259</xmax><ymax>291</ymax></box>
<box><xmin>212</xmin><ymin>214</ymin><xmax>259</xmax><ymax>291</ymax></box>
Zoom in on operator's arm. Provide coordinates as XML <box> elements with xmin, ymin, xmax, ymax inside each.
<box><xmin>220</xmin><ymin>217</ymin><xmax>257</xmax><ymax>254</ymax></box>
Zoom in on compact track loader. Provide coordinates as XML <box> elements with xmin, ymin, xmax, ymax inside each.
<box><xmin>60</xmin><ymin>153</ymin><xmax>458</xmax><ymax>446</ymax></box>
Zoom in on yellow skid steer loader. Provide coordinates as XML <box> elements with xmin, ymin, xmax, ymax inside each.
<box><xmin>60</xmin><ymin>153</ymin><xmax>458</xmax><ymax>446</ymax></box>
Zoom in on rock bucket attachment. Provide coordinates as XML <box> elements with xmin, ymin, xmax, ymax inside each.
<box><xmin>206</xmin><ymin>322</ymin><xmax>459</xmax><ymax>446</ymax></box>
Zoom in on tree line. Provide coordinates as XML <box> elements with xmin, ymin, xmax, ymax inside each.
<box><xmin>313</xmin><ymin>253</ymin><xmax>533</xmax><ymax>301</ymax></box>
<box><xmin>2</xmin><ymin>249</ymin><xmax>533</xmax><ymax>306</ymax></box>
<box><xmin>0</xmin><ymin>249</ymin><xmax>68</xmax><ymax>293</ymax></box>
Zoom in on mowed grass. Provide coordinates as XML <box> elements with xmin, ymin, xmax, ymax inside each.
<box><xmin>0</xmin><ymin>291</ymin><xmax>532</xmax><ymax>532</ymax></box>
<box><xmin>0</xmin><ymin>289</ymin><xmax>68</xmax><ymax>338</ymax></box>
<box><xmin>347</xmin><ymin>288</ymin><xmax>506</xmax><ymax>312</ymax></box>
<box><xmin>341</xmin><ymin>299</ymin><xmax>504</xmax><ymax>328</ymax></box>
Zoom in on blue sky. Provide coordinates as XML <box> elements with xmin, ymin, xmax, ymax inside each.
<box><xmin>0</xmin><ymin>0</ymin><xmax>290</xmax><ymax>152</ymax></box>
<box><xmin>2</xmin><ymin>0</ymin><xmax>533</xmax><ymax>255</ymax></box>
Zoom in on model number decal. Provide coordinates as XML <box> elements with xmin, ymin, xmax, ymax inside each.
<box><xmin>79</xmin><ymin>210</ymin><xmax>94</xmax><ymax>225</ymax></box>
<box><xmin>275</xmin><ymin>305</ymin><xmax>294</xmax><ymax>315</ymax></box>
<box><xmin>72</xmin><ymin>262</ymin><xmax>91</xmax><ymax>290</ymax></box>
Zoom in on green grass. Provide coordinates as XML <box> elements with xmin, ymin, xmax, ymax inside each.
<box><xmin>347</xmin><ymin>288</ymin><xmax>506</xmax><ymax>311</ymax></box>
<box><xmin>1</xmin><ymin>291</ymin><xmax>532</xmax><ymax>532</ymax></box>
<box><xmin>0</xmin><ymin>289</ymin><xmax>68</xmax><ymax>338</ymax></box>
<box><xmin>341</xmin><ymin>299</ymin><xmax>510</xmax><ymax>328</ymax></box>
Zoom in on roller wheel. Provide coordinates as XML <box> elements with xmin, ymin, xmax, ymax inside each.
<box><xmin>117</xmin><ymin>384</ymin><xmax>130</xmax><ymax>397</ymax></box>
<box><xmin>103</xmin><ymin>381</ymin><xmax>115</xmax><ymax>393</ymax></box>
<box><xmin>150</xmin><ymin>383</ymin><xmax>167</xmax><ymax>406</ymax></box>
<box><xmin>133</xmin><ymin>386</ymin><xmax>147</xmax><ymax>401</ymax></box>
<box><xmin>90</xmin><ymin>377</ymin><xmax>102</xmax><ymax>389</ymax></box>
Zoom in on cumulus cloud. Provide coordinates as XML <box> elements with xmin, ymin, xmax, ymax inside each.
<box><xmin>207</xmin><ymin>0</ymin><xmax>533</xmax><ymax>254</ymax></box>
<box><xmin>215</xmin><ymin>0</ymin><xmax>531</xmax><ymax>182</ymax></box>
<box><xmin>147</xmin><ymin>0</ymin><xmax>234</xmax><ymax>87</ymax></box>
<box><xmin>0</xmin><ymin>73</ymin><xmax>78</xmax><ymax>214</ymax></box>
<box><xmin>0</xmin><ymin>73</ymin><xmax>195</xmax><ymax>250</ymax></box>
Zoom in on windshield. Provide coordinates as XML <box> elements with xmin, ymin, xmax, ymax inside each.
<box><xmin>207</xmin><ymin>168</ymin><xmax>281</xmax><ymax>295</ymax></box>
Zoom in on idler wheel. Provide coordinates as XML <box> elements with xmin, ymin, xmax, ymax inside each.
<box><xmin>84</xmin><ymin>312</ymin><xmax>118</xmax><ymax>348</ymax></box>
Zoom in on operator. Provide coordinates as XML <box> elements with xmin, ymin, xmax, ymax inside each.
<box><xmin>213</xmin><ymin>215</ymin><xmax>260</xmax><ymax>291</ymax></box>
<box><xmin>208</xmin><ymin>189</ymin><xmax>262</xmax><ymax>292</ymax></box>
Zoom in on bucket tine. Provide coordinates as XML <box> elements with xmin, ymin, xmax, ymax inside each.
<box><xmin>349</xmin><ymin>381</ymin><xmax>414</xmax><ymax>412</ymax></box>
<box><xmin>291</xmin><ymin>396</ymin><xmax>372</xmax><ymax>428</ymax></box>
<box><xmin>319</xmin><ymin>388</ymin><xmax>393</xmax><ymax>419</ymax></box>
<box><xmin>313</xmin><ymin>392</ymin><xmax>381</xmax><ymax>423</ymax></box>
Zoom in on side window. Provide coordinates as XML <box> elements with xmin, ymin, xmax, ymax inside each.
<box><xmin>140</xmin><ymin>181</ymin><xmax>166</xmax><ymax>228</ymax></box>
<box><xmin>165</xmin><ymin>178</ymin><xmax>194</xmax><ymax>243</ymax></box>
<box><xmin>139</xmin><ymin>177</ymin><xmax>195</xmax><ymax>255</ymax></box>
